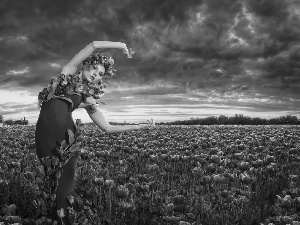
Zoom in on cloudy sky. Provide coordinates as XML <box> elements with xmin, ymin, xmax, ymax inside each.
<box><xmin>0</xmin><ymin>0</ymin><xmax>300</xmax><ymax>124</ymax></box>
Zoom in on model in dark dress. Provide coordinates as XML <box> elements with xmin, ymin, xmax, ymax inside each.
<box><xmin>34</xmin><ymin>47</ymin><xmax>141</xmax><ymax>224</ymax></box>
<box><xmin>35</xmin><ymin>93</ymin><xmax>83</xmax><ymax>224</ymax></box>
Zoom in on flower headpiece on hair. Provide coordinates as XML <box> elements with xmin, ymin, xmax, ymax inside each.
<box><xmin>82</xmin><ymin>53</ymin><xmax>116</xmax><ymax>78</ymax></box>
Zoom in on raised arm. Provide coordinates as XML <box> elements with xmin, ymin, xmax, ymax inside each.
<box><xmin>84</xmin><ymin>106</ymin><xmax>154</xmax><ymax>134</ymax></box>
<box><xmin>61</xmin><ymin>41</ymin><xmax>130</xmax><ymax>75</ymax></box>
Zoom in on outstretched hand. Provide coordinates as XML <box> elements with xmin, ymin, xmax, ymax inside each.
<box><xmin>122</xmin><ymin>48</ymin><xmax>135</xmax><ymax>58</ymax></box>
<box><xmin>138</xmin><ymin>118</ymin><xmax>156</xmax><ymax>130</ymax></box>
<box><xmin>117</xmin><ymin>42</ymin><xmax>135</xmax><ymax>58</ymax></box>
<box><xmin>121</xmin><ymin>45</ymin><xmax>135</xmax><ymax>58</ymax></box>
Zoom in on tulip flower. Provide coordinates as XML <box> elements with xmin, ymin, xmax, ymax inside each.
<box><xmin>141</xmin><ymin>184</ymin><xmax>150</xmax><ymax>193</ymax></box>
<box><xmin>51</xmin><ymin>157</ymin><xmax>59</xmax><ymax>166</ymax></box>
<box><xmin>93</xmin><ymin>177</ymin><xmax>104</xmax><ymax>185</ymax></box>
<box><xmin>115</xmin><ymin>186</ymin><xmax>129</xmax><ymax>199</ymax></box>
<box><xmin>55</xmin><ymin>170</ymin><xmax>62</xmax><ymax>179</ymax></box>
<box><xmin>57</xmin><ymin>208</ymin><xmax>65</xmax><ymax>218</ymax></box>
<box><xmin>67</xmin><ymin>195</ymin><xmax>74</xmax><ymax>206</ymax></box>
<box><xmin>67</xmin><ymin>207</ymin><xmax>77</xmax><ymax>224</ymax></box>
<box><xmin>119</xmin><ymin>201</ymin><xmax>135</xmax><ymax>210</ymax></box>
<box><xmin>105</xmin><ymin>179</ymin><xmax>115</xmax><ymax>187</ymax></box>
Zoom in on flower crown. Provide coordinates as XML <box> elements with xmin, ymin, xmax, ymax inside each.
<box><xmin>82</xmin><ymin>53</ymin><xmax>116</xmax><ymax>77</ymax></box>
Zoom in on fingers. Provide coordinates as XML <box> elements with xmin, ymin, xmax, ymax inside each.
<box><xmin>127</xmin><ymin>48</ymin><xmax>135</xmax><ymax>58</ymax></box>
<box><xmin>122</xmin><ymin>48</ymin><xmax>128</xmax><ymax>55</ymax></box>
<box><xmin>122</xmin><ymin>46</ymin><xmax>134</xmax><ymax>58</ymax></box>
<box><xmin>139</xmin><ymin>119</ymin><xmax>156</xmax><ymax>131</ymax></box>
<box><xmin>129</xmin><ymin>48</ymin><xmax>135</xmax><ymax>54</ymax></box>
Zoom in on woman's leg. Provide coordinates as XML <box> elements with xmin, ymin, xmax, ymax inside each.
<box><xmin>55</xmin><ymin>156</ymin><xmax>79</xmax><ymax>225</ymax></box>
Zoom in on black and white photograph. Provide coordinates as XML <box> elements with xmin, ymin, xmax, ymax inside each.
<box><xmin>0</xmin><ymin>0</ymin><xmax>300</xmax><ymax>224</ymax></box>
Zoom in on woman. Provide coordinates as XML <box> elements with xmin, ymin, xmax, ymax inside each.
<box><xmin>35</xmin><ymin>41</ymin><xmax>155</xmax><ymax>224</ymax></box>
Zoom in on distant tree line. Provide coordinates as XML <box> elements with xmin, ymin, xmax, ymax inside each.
<box><xmin>160</xmin><ymin>114</ymin><xmax>300</xmax><ymax>125</ymax></box>
<box><xmin>0</xmin><ymin>116</ymin><xmax>28</xmax><ymax>125</ymax></box>
<box><xmin>1</xmin><ymin>114</ymin><xmax>299</xmax><ymax>126</ymax></box>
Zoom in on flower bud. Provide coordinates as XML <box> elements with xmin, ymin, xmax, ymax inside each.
<box><xmin>55</xmin><ymin>170</ymin><xmax>62</xmax><ymax>179</ymax></box>
<box><xmin>115</xmin><ymin>187</ymin><xmax>129</xmax><ymax>199</ymax></box>
<box><xmin>166</xmin><ymin>203</ymin><xmax>174</xmax><ymax>212</ymax></box>
<box><xmin>141</xmin><ymin>184</ymin><xmax>150</xmax><ymax>193</ymax></box>
<box><xmin>57</xmin><ymin>208</ymin><xmax>65</xmax><ymax>218</ymax></box>
<box><xmin>67</xmin><ymin>207</ymin><xmax>77</xmax><ymax>224</ymax></box>
<box><xmin>50</xmin><ymin>194</ymin><xmax>56</xmax><ymax>201</ymax></box>
<box><xmin>67</xmin><ymin>195</ymin><xmax>74</xmax><ymax>206</ymax></box>
<box><xmin>105</xmin><ymin>179</ymin><xmax>115</xmax><ymax>187</ymax></box>
<box><xmin>93</xmin><ymin>177</ymin><xmax>104</xmax><ymax>185</ymax></box>
<box><xmin>52</xmin><ymin>157</ymin><xmax>59</xmax><ymax>166</ymax></box>
<box><xmin>119</xmin><ymin>201</ymin><xmax>135</xmax><ymax>210</ymax></box>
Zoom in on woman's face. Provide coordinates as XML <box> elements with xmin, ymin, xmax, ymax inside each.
<box><xmin>82</xmin><ymin>64</ymin><xmax>105</xmax><ymax>84</ymax></box>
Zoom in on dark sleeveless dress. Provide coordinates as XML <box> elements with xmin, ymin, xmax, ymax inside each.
<box><xmin>35</xmin><ymin>94</ymin><xmax>83</xmax><ymax>224</ymax></box>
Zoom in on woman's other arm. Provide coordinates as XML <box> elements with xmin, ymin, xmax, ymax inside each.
<box><xmin>85</xmin><ymin>107</ymin><xmax>152</xmax><ymax>134</ymax></box>
<box><xmin>61</xmin><ymin>41</ymin><xmax>129</xmax><ymax>75</ymax></box>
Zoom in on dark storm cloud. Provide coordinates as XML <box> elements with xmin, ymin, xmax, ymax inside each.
<box><xmin>246</xmin><ymin>0</ymin><xmax>290</xmax><ymax>19</ymax></box>
<box><xmin>245</xmin><ymin>0</ymin><xmax>300</xmax><ymax>48</ymax></box>
<box><xmin>0</xmin><ymin>0</ymin><xmax>299</xmax><ymax>114</ymax></box>
<box><xmin>0</xmin><ymin>0</ymin><xmax>204</xmax><ymax>85</ymax></box>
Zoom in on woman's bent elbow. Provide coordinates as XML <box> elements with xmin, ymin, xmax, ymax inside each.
<box><xmin>91</xmin><ymin>41</ymin><xmax>97</xmax><ymax>49</ymax></box>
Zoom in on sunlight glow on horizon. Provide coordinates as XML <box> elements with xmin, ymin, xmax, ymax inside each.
<box><xmin>2</xmin><ymin>104</ymin><xmax>300</xmax><ymax>125</ymax></box>
<box><xmin>1</xmin><ymin>90</ymin><xmax>299</xmax><ymax>125</ymax></box>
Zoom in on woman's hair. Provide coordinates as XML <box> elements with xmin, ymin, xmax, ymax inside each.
<box><xmin>82</xmin><ymin>53</ymin><xmax>116</xmax><ymax>77</ymax></box>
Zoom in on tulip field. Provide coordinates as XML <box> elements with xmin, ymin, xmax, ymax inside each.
<box><xmin>1</xmin><ymin>124</ymin><xmax>300</xmax><ymax>225</ymax></box>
